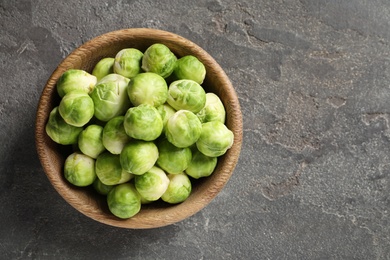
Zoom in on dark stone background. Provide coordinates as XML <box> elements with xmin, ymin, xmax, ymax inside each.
<box><xmin>1</xmin><ymin>0</ymin><xmax>390</xmax><ymax>259</ymax></box>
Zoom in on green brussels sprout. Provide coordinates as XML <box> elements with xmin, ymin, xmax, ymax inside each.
<box><xmin>78</xmin><ymin>124</ymin><xmax>105</xmax><ymax>159</ymax></box>
<box><xmin>196</xmin><ymin>121</ymin><xmax>234</xmax><ymax>157</ymax></box>
<box><xmin>56</xmin><ymin>69</ymin><xmax>97</xmax><ymax>98</ymax></box>
<box><xmin>173</xmin><ymin>55</ymin><xmax>206</xmax><ymax>84</ymax></box>
<box><xmin>142</xmin><ymin>43</ymin><xmax>177</xmax><ymax>78</ymax></box>
<box><xmin>157</xmin><ymin>103</ymin><xmax>176</xmax><ymax>132</ymax></box>
<box><xmin>123</xmin><ymin>104</ymin><xmax>163</xmax><ymax>141</ymax></box>
<box><xmin>134</xmin><ymin>166</ymin><xmax>169</xmax><ymax>201</ymax></box>
<box><xmin>93</xmin><ymin>178</ymin><xmax>114</xmax><ymax>195</ymax></box>
<box><xmin>45</xmin><ymin>106</ymin><xmax>83</xmax><ymax>145</ymax></box>
<box><xmin>95</xmin><ymin>152</ymin><xmax>133</xmax><ymax>185</ymax></box>
<box><xmin>167</xmin><ymin>79</ymin><xmax>206</xmax><ymax>113</ymax></box>
<box><xmin>90</xmin><ymin>74</ymin><xmax>131</xmax><ymax>122</ymax></box>
<box><xmin>156</xmin><ymin>138</ymin><xmax>192</xmax><ymax>174</ymax></box>
<box><xmin>107</xmin><ymin>183</ymin><xmax>141</xmax><ymax>219</ymax></box>
<box><xmin>64</xmin><ymin>152</ymin><xmax>96</xmax><ymax>187</ymax></box>
<box><xmin>127</xmin><ymin>72</ymin><xmax>168</xmax><ymax>107</ymax></box>
<box><xmin>120</xmin><ymin>140</ymin><xmax>159</xmax><ymax>175</ymax></box>
<box><xmin>185</xmin><ymin>148</ymin><xmax>217</xmax><ymax>179</ymax></box>
<box><xmin>113</xmin><ymin>48</ymin><xmax>143</xmax><ymax>78</ymax></box>
<box><xmin>102</xmin><ymin>116</ymin><xmax>131</xmax><ymax>154</ymax></box>
<box><xmin>58</xmin><ymin>90</ymin><xmax>95</xmax><ymax>127</ymax></box>
<box><xmin>165</xmin><ymin>110</ymin><xmax>202</xmax><ymax>148</ymax></box>
<box><xmin>161</xmin><ymin>173</ymin><xmax>192</xmax><ymax>204</ymax></box>
<box><xmin>92</xmin><ymin>57</ymin><xmax>115</xmax><ymax>81</ymax></box>
<box><xmin>196</xmin><ymin>93</ymin><xmax>226</xmax><ymax>124</ymax></box>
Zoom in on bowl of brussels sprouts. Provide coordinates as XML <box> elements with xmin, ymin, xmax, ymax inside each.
<box><xmin>35</xmin><ymin>28</ymin><xmax>242</xmax><ymax>229</ymax></box>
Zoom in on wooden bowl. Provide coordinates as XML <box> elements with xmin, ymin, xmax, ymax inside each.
<box><xmin>35</xmin><ymin>28</ymin><xmax>243</xmax><ymax>229</ymax></box>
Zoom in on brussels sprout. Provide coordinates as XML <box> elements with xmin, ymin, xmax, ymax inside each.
<box><xmin>78</xmin><ymin>124</ymin><xmax>105</xmax><ymax>159</ymax></box>
<box><xmin>196</xmin><ymin>121</ymin><xmax>234</xmax><ymax>157</ymax></box>
<box><xmin>157</xmin><ymin>103</ymin><xmax>176</xmax><ymax>132</ymax></box>
<box><xmin>102</xmin><ymin>116</ymin><xmax>131</xmax><ymax>154</ymax></box>
<box><xmin>156</xmin><ymin>138</ymin><xmax>192</xmax><ymax>174</ymax></box>
<box><xmin>196</xmin><ymin>93</ymin><xmax>226</xmax><ymax>124</ymax></box>
<box><xmin>120</xmin><ymin>140</ymin><xmax>159</xmax><ymax>175</ymax></box>
<box><xmin>58</xmin><ymin>90</ymin><xmax>94</xmax><ymax>127</ymax></box>
<box><xmin>167</xmin><ymin>79</ymin><xmax>206</xmax><ymax>113</ymax></box>
<box><xmin>90</xmin><ymin>74</ymin><xmax>131</xmax><ymax>122</ymax></box>
<box><xmin>185</xmin><ymin>148</ymin><xmax>217</xmax><ymax>179</ymax></box>
<box><xmin>107</xmin><ymin>183</ymin><xmax>141</xmax><ymax>219</ymax></box>
<box><xmin>123</xmin><ymin>104</ymin><xmax>163</xmax><ymax>141</ymax></box>
<box><xmin>113</xmin><ymin>48</ymin><xmax>143</xmax><ymax>78</ymax></box>
<box><xmin>93</xmin><ymin>178</ymin><xmax>114</xmax><ymax>195</ymax></box>
<box><xmin>161</xmin><ymin>173</ymin><xmax>192</xmax><ymax>204</ymax></box>
<box><xmin>45</xmin><ymin>106</ymin><xmax>83</xmax><ymax>145</ymax></box>
<box><xmin>142</xmin><ymin>43</ymin><xmax>177</xmax><ymax>78</ymax></box>
<box><xmin>95</xmin><ymin>152</ymin><xmax>133</xmax><ymax>185</ymax></box>
<box><xmin>64</xmin><ymin>152</ymin><xmax>96</xmax><ymax>187</ymax></box>
<box><xmin>173</xmin><ymin>55</ymin><xmax>206</xmax><ymax>84</ymax></box>
<box><xmin>56</xmin><ymin>69</ymin><xmax>97</xmax><ymax>98</ymax></box>
<box><xmin>127</xmin><ymin>72</ymin><xmax>168</xmax><ymax>107</ymax></box>
<box><xmin>92</xmin><ymin>57</ymin><xmax>115</xmax><ymax>81</ymax></box>
<box><xmin>165</xmin><ymin>110</ymin><xmax>202</xmax><ymax>148</ymax></box>
<box><xmin>134</xmin><ymin>166</ymin><xmax>169</xmax><ymax>201</ymax></box>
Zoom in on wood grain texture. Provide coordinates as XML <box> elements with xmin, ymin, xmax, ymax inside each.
<box><xmin>35</xmin><ymin>28</ymin><xmax>243</xmax><ymax>229</ymax></box>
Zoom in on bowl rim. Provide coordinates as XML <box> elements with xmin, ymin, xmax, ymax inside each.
<box><xmin>35</xmin><ymin>28</ymin><xmax>243</xmax><ymax>229</ymax></box>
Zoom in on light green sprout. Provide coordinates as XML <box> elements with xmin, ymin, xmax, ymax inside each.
<box><xmin>196</xmin><ymin>93</ymin><xmax>226</xmax><ymax>124</ymax></box>
<box><xmin>127</xmin><ymin>72</ymin><xmax>168</xmax><ymax>107</ymax></box>
<box><xmin>58</xmin><ymin>90</ymin><xmax>94</xmax><ymax>127</ymax></box>
<box><xmin>113</xmin><ymin>48</ymin><xmax>144</xmax><ymax>78</ymax></box>
<box><xmin>196</xmin><ymin>121</ymin><xmax>234</xmax><ymax>157</ymax></box>
<box><xmin>45</xmin><ymin>106</ymin><xmax>83</xmax><ymax>145</ymax></box>
<box><xmin>142</xmin><ymin>43</ymin><xmax>177</xmax><ymax>78</ymax></box>
<box><xmin>107</xmin><ymin>183</ymin><xmax>141</xmax><ymax>219</ymax></box>
<box><xmin>90</xmin><ymin>74</ymin><xmax>131</xmax><ymax>122</ymax></box>
<box><xmin>156</xmin><ymin>138</ymin><xmax>192</xmax><ymax>174</ymax></box>
<box><xmin>78</xmin><ymin>124</ymin><xmax>105</xmax><ymax>159</ymax></box>
<box><xmin>95</xmin><ymin>152</ymin><xmax>133</xmax><ymax>185</ymax></box>
<box><xmin>173</xmin><ymin>55</ymin><xmax>206</xmax><ymax>84</ymax></box>
<box><xmin>102</xmin><ymin>116</ymin><xmax>131</xmax><ymax>154</ymax></box>
<box><xmin>167</xmin><ymin>79</ymin><xmax>206</xmax><ymax>113</ymax></box>
<box><xmin>123</xmin><ymin>104</ymin><xmax>163</xmax><ymax>141</ymax></box>
<box><xmin>120</xmin><ymin>140</ymin><xmax>159</xmax><ymax>175</ymax></box>
<box><xmin>56</xmin><ymin>69</ymin><xmax>97</xmax><ymax>98</ymax></box>
<box><xmin>165</xmin><ymin>110</ymin><xmax>202</xmax><ymax>148</ymax></box>
<box><xmin>64</xmin><ymin>152</ymin><xmax>96</xmax><ymax>187</ymax></box>
<box><xmin>134</xmin><ymin>166</ymin><xmax>169</xmax><ymax>201</ymax></box>
<box><xmin>161</xmin><ymin>173</ymin><xmax>192</xmax><ymax>204</ymax></box>
<box><xmin>92</xmin><ymin>57</ymin><xmax>115</xmax><ymax>81</ymax></box>
<box><xmin>185</xmin><ymin>147</ymin><xmax>218</xmax><ymax>179</ymax></box>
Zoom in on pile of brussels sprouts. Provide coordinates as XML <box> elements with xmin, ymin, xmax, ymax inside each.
<box><xmin>45</xmin><ymin>43</ymin><xmax>234</xmax><ymax>219</ymax></box>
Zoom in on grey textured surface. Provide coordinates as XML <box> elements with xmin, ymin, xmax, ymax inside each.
<box><xmin>1</xmin><ymin>0</ymin><xmax>390</xmax><ymax>259</ymax></box>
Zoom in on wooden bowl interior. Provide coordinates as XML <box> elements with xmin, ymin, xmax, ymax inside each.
<box><xmin>35</xmin><ymin>28</ymin><xmax>243</xmax><ymax>229</ymax></box>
